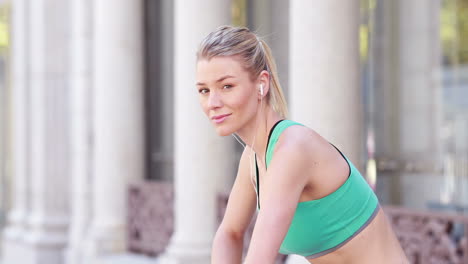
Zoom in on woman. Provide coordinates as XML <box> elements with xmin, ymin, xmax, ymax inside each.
<box><xmin>195</xmin><ymin>26</ymin><xmax>408</xmax><ymax>264</ymax></box>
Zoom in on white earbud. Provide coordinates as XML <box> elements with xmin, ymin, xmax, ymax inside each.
<box><xmin>260</xmin><ymin>84</ymin><xmax>264</xmax><ymax>96</ymax></box>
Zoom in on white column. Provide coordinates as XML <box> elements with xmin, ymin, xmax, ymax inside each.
<box><xmin>289</xmin><ymin>0</ymin><xmax>363</xmax><ymax>166</ymax></box>
<box><xmin>83</xmin><ymin>0</ymin><xmax>144</xmax><ymax>258</ymax></box>
<box><xmin>398</xmin><ymin>0</ymin><xmax>442</xmax><ymax>160</ymax></box>
<box><xmin>159</xmin><ymin>1</ymin><xmax>232</xmax><ymax>263</ymax></box>
<box><xmin>2</xmin><ymin>0</ymin><xmax>30</xmax><ymax>261</ymax></box>
<box><xmin>396</xmin><ymin>0</ymin><xmax>443</xmax><ymax>209</ymax></box>
<box><xmin>65</xmin><ymin>0</ymin><xmax>93</xmax><ymax>263</ymax></box>
<box><xmin>21</xmin><ymin>0</ymin><xmax>71</xmax><ymax>263</ymax></box>
<box><xmin>271</xmin><ymin>0</ymin><xmax>290</xmax><ymax>95</ymax></box>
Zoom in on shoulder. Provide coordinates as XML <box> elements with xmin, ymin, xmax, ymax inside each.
<box><xmin>268</xmin><ymin>123</ymin><xmax>344</xmax><ymax>188</ymax></box>
<box><xmin>273</xmin><ymin>122</ymin><xmax>329</xmax><ymax>159</ymax></box>
<box><xmin>264</xmin><ymin>124</ymin><xmax>327</xmax><ymax>188</ymax></box>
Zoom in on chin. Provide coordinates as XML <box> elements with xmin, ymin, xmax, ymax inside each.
<box><xmin>214</xmin><ymin>124</ymin><xmax>236</xmax><ymax>137</ymax></box>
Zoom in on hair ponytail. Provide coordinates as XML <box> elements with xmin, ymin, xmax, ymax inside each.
<box><xmin>259</xmin><ymin>39</ymin><xmax>288</xmax><ymax>118</ymax></box>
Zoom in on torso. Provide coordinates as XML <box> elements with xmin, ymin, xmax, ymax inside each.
<box><xmin>255</xmin><ymin>120</ymin><xmax>408</xmax><ymax>263</ymax></box>
<box><xmin>308</xmin><ymin>208</ymin><xmax>408</xmax><ymax>264</ymax></box>
<box><xmin>255</xmin><ymin>121</ymin><xmax>350</xmax><ymax>205</ymax></box>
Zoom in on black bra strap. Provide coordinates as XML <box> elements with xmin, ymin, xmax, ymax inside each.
<box><xmin>255</xmin><ymin>154</ymin><xmax>260</xmax><ymax>209</ymax></box>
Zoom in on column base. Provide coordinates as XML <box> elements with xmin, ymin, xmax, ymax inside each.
<box><xmin>2</xmin><ymin>210</ymin><xmax>27</xmax><ymax>241</ymax></box>
<box><xmin>65</xmin><ymin>222</ymin><xmax>90</xmax><ymax>264</ymax></box>
<box><xmin>2</xmin><ymin>225</ymin><xmax>25</xmax><ymax>242</ymax></box>
<box><xmin>23</xmin><ymin>245</ymin><xmax>64</xmax><ymax>264</ymax></box>
<box><xmin>157</xmin><ymin>254</ymin><xmax>209</xmax><ymax>264</ymax></box>
<box><xmin>65</xmin><ymin>246</ymin><xmax>84</xmax><ymax>264</ymax></box>
<box><xmin>85</xmin><ymin>253</ymin><xmax>156</xmax><ymax>264</ymax></box>
<box><xmin>10</xmin><ymin>229</ymin><xmax>67</xmax><ymax>264</ymax></box>
<box><xmin>2</xmin><ymin>235</ymin><xmax>66</xmax><ymax>264</ymax></box>
<box><xmin>82</xmin><ymin>223</ymin><xmax>126</xmax><ymax>259</ymax></box>
<box><xmin>3</xmin><ymin>212</ymin><xmax>69</xmax><ymax>264</ymax></box>
<box><xmin>2</xmin><ymin>237</ymin><xmax>30</xmax><ymax>264</ymax></box>
<box><xmin>158</xmin><ymin>238</ymin><xmax>211</xmax><ymax>264</ymax></box>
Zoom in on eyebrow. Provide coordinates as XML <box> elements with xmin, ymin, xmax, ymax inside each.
<box><xmin>196</xmin><ymin>75</ymin><xmax>235</xmax><ymax>86</ymax></box>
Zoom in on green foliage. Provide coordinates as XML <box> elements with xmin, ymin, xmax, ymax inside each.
<box><xmin>441</xmin><ymin>0</ymin><xmax>468</xmax><ymax>65</ymax></box>
<box><xmin>232</xmin><ymin>0</ymin><xmax>247</xmax><ymax>27</ymax></box>
<box><xmin>0</xmin><ymin>2</ymin><xmax>10</xmax><ymax>50</ymax></box>
<box><xmin>0</xmin><ymin>2</ymin><xmax>9</xmax><ymax>56</ymax></box>
<box><xmin>360</xmin><ymin>0</ymin><xmax>377</xmax><ymax>62</ymax></box>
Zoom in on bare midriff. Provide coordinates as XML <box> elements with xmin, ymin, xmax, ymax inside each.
<box><xmin>307</xmin><ymin>208</ymin><xmax>409</xmax><ymax>264</ymax></box>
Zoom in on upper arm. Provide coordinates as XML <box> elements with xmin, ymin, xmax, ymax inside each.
<box><xmin>217</xmin><ymin>147</ymin><xmax>258</xmax><ymax>239</ymax></box>
<box><xmin>244</xmin><ymin>131</ymin><xmax>313</xmax><ymax>262</ymax></box>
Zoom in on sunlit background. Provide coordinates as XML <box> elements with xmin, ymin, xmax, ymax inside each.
<box><xmin>0</xmin><ymin>0</ymin><xmax>467</xmax><ymax>263</ymax></box>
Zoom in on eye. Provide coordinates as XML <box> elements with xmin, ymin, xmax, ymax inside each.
<box><xmin>198</xmin><ymin>88</ymin><xmax>209</xmax><ymax>94</ymax></box>
<box><xmin>223</xmin><ymin>84</ymin><xmax>233</xmax><ymax>89</ymax></box>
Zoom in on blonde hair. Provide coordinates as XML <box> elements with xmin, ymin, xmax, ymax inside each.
<box><xmin>197</xmin><ymin>25</ymin><xmax>288</xmax><ymax>118</ymax></box>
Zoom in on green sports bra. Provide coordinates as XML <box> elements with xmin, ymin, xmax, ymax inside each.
<box><xmin>255</xmin><ymin>120</ymin><xmax>379</xmax><ymax>258</ymax></box>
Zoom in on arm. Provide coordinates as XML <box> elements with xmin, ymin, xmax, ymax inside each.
<box><xmin>212</xmin><ymin>147</ymin><xmax>258</xmax><ymax>264</ymax></box>
<box><xmin>243</xmin><ymin>135</ymin><xmax>312</xmax><ymax>264</ymax></box>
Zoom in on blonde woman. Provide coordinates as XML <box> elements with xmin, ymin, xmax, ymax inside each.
<box><xmin>195</xmin><ymin>26</ymin><xmax>408</xmax><ymax>264</ymax></box>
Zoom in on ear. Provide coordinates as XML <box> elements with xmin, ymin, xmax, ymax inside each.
<box><xmin>258</xmin><ymin>70</ymin><xmax>270</xmax><ymax>99</ymax></box>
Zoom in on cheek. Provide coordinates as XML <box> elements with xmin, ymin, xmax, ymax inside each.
<box><xmin>236</xmin><ymin>92</ymin><xmax>257</xmax><ymax>114</ymax></box>
<box><xmin>199</xmin><ymin>97</ymin><xmax>209</xmax><ymax>115</ymax></box>
<box><xmin>228</xmin><ymin>90</ymin><xmax>254</xmax><ymax>110</ymax></box>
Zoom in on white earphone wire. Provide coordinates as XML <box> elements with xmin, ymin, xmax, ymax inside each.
<box><xmin>248</xmin><ymin>85</ymin><xmax>264</xmax><ymax>207</ymax></box>
<box><xmin>231</xmin><ymin>133</ymin><xmax>245</xmax><ymax>148</ymax></box>
<box><xmin>230</xmin><ymin>84</ymin><xmax>264</xmax><ymax>208</ymax></box>
<box><xmin>231</xmin><ymin>133</ymin><xmax>259</xmax><ymax>199</ymax></box>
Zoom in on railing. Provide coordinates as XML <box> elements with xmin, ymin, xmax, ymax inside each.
<box><xmin>127</xmin><ymin>182</ymin><xmax>174</xmax><ymax>256</ymax></box>
<box><xmin>127</xmin><ymin>182</ymin><xmax>468</xmax><ymax>264</ymax></box>
<box><xmin>384</xmin><ymin>205</ymin><xmax>468</xmax><ymax>264</ymax></box>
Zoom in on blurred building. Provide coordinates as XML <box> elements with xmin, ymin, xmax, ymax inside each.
<box><xmin>0</xmin><ymin>0</ymin><xmax>467</xmax><ymax>264</ymax></box>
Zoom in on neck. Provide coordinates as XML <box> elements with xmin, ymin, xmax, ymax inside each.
<box><xmin>236</xmin><ymin>105</ymin><xmax>282</xmax><ymax>165</ymax></box>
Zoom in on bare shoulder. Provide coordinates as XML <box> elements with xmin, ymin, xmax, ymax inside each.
<box><xmin>273</xmin><ymin>124</ymin><xmax>331</xmax><ymax>160</ymax></box>
<box><xmin>266</xmin><ymin>124</ymin><xmax>333</xmax><ymax>177</ymax></box>
<box><xmin>271</xmin><ymin>124</ymin><xmax>348</xmax><ymax>191</ymax></box>
<box><xmin>272</xmin><ymin>124</ymin><xmax>352</xmax><ymax>201</ymax></box>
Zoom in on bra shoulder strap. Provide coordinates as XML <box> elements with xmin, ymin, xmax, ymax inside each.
<box><xmin>265</xmin><ymin>120</ymin><xmax>304</xmax><ymax>168</ymax></box>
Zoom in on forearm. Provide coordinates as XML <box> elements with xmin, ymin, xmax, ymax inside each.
<box><xmin>243</xmin><ymin>223</ymin><xmax>280</xmax><ymax>264</ymax></box>
<box><xmin>243</xmin><ymin>202</ymin><xmax>297</xmax><ymax>264</ymax></box>
<box><xmin>211</xmin><ymin>230</ymin><xmax>244</xmax><ymax>264</ymax></box>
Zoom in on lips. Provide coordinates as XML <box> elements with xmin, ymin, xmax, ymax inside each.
<box><xmin>211</xmin><ymin>113</ymin><xmax>231</xmax><ymax>124</ymax></box>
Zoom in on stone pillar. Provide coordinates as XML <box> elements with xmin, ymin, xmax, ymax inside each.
<box><xmin>271</xmin><ymin>0</ymin><xmax>290</xmax><ymax>95</ymax></box>
<box><xmin>2</xmin><ymin>0</ymin><xmax>30</xmax><ymax>261</ymax></box>
<box><xmin>20</xmin><ymin>0</ymin><xmax>71</xmax><ymax>263</ymax></box>
<box><xmin>289</xmin><ymin>0</ymin><xmax>363</xmax><ymax>166</ymax></box>
<box><xmin>247</xmin><ymin>0</ymin><xmax>272</xmax><ymax>38</ymax></box>
<box><xmin>248</xmin><ymin>0</ymin><xmax>290</xmax><ymax>108</ymax></box>
<box><xmin>83</xmin><ymin>0</ymin><xmax>145</xmax><ymax>258</ymax></box>
<box><xmin>159</xmin><ymin>1</ymin><xmax>232</xmax><ymax>263</ymax></box>
<box><xmin>65</xmin><ymin>0</ymin><xmax>93</xmax><ymax>263</ymax></box>
<box><xmin>396</xmin><ymin>0</ymin><xmax>443</xmax><ymax>209</ymax></box>
<box><xmin>371</xmin><ymin>0</ymin><xmax>403</xmax><ymax>204</ymax></box>
<box><xmin>145</xmin><ymin>0</ymin><xmax>175</xmax><ymax>182</ymax></box>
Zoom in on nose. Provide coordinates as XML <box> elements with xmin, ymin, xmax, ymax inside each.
<box><xmin>207</xmin><ymin>91</ymin><xmax>223</xmax><ymax>109</ymax></box>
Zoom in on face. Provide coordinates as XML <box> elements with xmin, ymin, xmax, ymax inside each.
<box><xmin>196</xmin><ymin>56</ymin><xmax>260</xmax><ymax>136</ymax></box>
